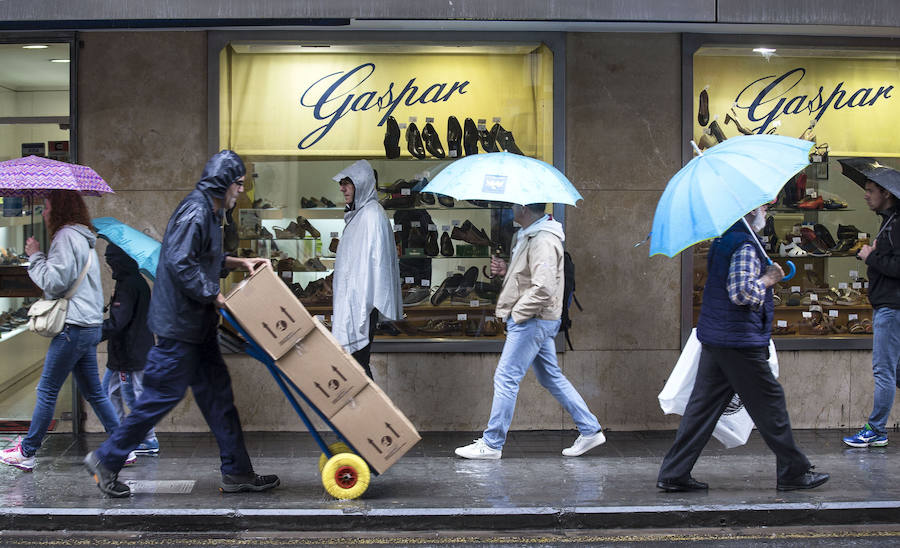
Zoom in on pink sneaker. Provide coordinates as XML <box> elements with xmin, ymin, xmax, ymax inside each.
<box><xmin>0</xmin><ymin>443</ymin><xmax>35</xmax><ymax>472</ymax></box>
<box><xmin>124</xmin><ymin>451</ymin><xmax>137</xmax><ymax>466</ymax></box>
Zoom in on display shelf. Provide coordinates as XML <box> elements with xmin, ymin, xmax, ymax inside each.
<box><xmin>0</xmin><ymin>323</ymin><xmax>29</xmax><ymax>341</ymax></box>
<box><xmin>0</xmin><ymin>216</ymin><xmax>35</xmax><ymax>228</ymax></box>
<box><xmin>769</xmin><ymin>207</ymin><xmax>856</xmax><ymax>213</ymax></box>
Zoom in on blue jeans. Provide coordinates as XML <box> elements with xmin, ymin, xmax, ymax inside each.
<box><xmin>483</xmin><ymin>317</ymin><xmax>601</xmax><ymax>450</ymax></box>
<box><xmin>102</xmin><ymin>369</ymin><xmax>157</xmax><ymax>443</ymax></box>
<box><xmin>22</xmin><ymin>324</ymin><xmax>120</xmax><ymax>457</ymax></box>
<box><xmin>868</xmin><ymin>307</ymin><xmax>900</xmax><ymax>435</ymax></box>
<box><xmin>95</xmin><ymin>334</ymin><xmax>252</xmax><ymax>475</ymax></box>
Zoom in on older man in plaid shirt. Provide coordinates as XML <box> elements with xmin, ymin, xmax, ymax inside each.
<box><xmin>657</xmin><ymin>204</ymin><xmax>829</xmax><ymax>492</ymax></box>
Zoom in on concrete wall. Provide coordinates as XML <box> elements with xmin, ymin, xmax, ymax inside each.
<box><xmin>79</xmin><ymin>30</ymin><xmax>895</xmax><ymax>434</ymax></box>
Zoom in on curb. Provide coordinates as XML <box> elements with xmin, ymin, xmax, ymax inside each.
<box><xmin>4</xmin><ymin>501</ymin><xmax>900</xmax><ymax>532</ymax></box>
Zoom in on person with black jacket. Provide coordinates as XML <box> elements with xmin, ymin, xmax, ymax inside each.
<box><xmin>100</xmin><ymin>243</ymin><xmax>158</xmax><ymax>455</ymax></box>
<box><xmin>843</xmin><ymin>180</ymin><xmax>900</xmax><ymax>448</ymax></box>
<box><xmin>84</xmin><ymin>150</ymin><xmax>276</xmax><ymax>498</ymax></box>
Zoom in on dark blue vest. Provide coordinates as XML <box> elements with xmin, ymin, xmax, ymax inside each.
<box><xmin>696</xmin><ymin>224</ymin><xmax>773</xmax><ymax>348</ymax></box>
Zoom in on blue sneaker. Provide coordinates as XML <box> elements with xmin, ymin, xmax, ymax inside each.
<box><xmin>843</xmin><ymin>424</ymin><xmax>888</xmax><ymax>448</ymax></box>
<box><xmin>134</xmin><ymin>438</ymin><xmax>160</xmax><ymax>455</ymax></box>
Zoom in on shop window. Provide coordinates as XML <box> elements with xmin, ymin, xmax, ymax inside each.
<box><xmin>690</xmin><ymin>44</ymin><xmax>900</xmax><ymax>348</ymax></box>
<box><xmin>217</xmin><ymin>40</ymin><xmax>554</xmax><ymax>348</ymax></box>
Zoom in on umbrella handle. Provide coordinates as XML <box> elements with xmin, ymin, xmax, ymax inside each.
<box><xmin>781</xmin><ymin>260</ymin><xmax>796</xmax><ymax>282</ymax></box>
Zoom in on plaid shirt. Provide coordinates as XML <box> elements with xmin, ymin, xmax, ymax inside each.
<box><xmin>726</xmin><ymin>243</ymin><xmax>767</xmax><ymax>309</ymax></box>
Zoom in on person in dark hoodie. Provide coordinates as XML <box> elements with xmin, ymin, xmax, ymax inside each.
<box><xmin>100</xmin><ymin>243</ymin><xmax>159</xmax><ymax>455</ymax></box>
<box><xmin>84</xmin><ymin>151</ymin><xmax>274</xmax><ymax>498</ymax></box>
<box><xmin>843</xmin><ymin>176</ymin><xmax>900</xmax><ymax>448</ymax></box>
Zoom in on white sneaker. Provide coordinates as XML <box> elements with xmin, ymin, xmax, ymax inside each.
<box><xmin>124</xmin><ymin>451</ymin><xmax>138</xmax><ymax>466</ymax></box>
<box><xmin>562</xmin><ymin>431</ymin><xmax>606</xmax><ymax>457</ymax></box>
<box><xmin>0</xmin><ymin>443</ymin><xmax>35</xmax><ymax>472</ymax></box>
<box><xmin>454</xmin><ymin>438</ymin><xmax>502</xmax><ymax>460</ymax></box>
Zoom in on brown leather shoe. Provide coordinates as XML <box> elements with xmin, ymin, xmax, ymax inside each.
<box><xmin>297</xmin><ymin>217</ymin><xmax>320</xmax><ymax>239</ymax></box>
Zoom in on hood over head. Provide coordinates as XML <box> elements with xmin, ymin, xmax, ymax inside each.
<box><xmin>104</xmin><ymin>242</ymin><xmax>139</xmax><ymax>279</ymax></box>
<box><xmin>332</xmin><ymin>159</ymin><xmax>377</xmax><ymax>211</ymax></box>
<box><xmin>195</xmin><ymin>150</ymin><xmax>246</xmax><ymax>199</ymax></box>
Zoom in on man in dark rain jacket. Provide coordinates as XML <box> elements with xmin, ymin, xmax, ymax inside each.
<box><xmin>100</xmin><ymin>243</ymin><xmax>158</xmax><ymax>454</ymax></box>
<box><xmin>85</xmin><ymin>150</ymin><xmax>276</xmax><ymax>498</ymax></box>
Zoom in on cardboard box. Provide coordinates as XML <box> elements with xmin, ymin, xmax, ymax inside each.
<box><xmin>330</xmin><ymin>383</ymin><xmax>421</xmax><ymax>474</ymax></box>
<box><xmin>274</xmin><ymin>323</ymin><xmax>369</xmax><ymax>418</ymax></box>
<box><xmin>224</xmin><ymin>265</ymin><xmax>315</xmax><ymax>360</ymax></box>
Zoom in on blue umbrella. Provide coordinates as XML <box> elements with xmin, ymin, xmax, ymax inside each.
<box><xmin>649</xmin><ymin>134</ymin><xmax>814</xmax><ymax>280</ymax></box>
<box><xmin>420</xmin><ymin>152</ymin><xmax>583</xmax><ymax>206</ymax></box>
<box><xmin>92</xmin><ymin>217</ymin><xmax>161</xmax><ymax>281</ymax></box>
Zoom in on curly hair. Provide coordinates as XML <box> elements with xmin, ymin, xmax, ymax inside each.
<box><xmin>45</xmin><ymin>189</ymin><xmax>94</xmax><ymax>238</ymax></box>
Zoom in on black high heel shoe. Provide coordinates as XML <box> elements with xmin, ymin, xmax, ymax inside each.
<box><xmin>463</xmin><ymin>118</ymin><xmax>479</xmax><ymax>156</ymax></box>
<box><xmin>406</xmin><ymin>122</ymin><xmax>426</xmax><ymax>159</ymax></box>
<box><xmin>698</xmin><ymin>85</ymin><xmax>710</xmax><ymax>127</ymax></box>
<box><xmin>384</xmin><ymin>116</ymin><xmax>400</xmax><ymax>159</ymax></box>
<box><xmin>447</xmin><ymin>116</ymin><xmax>462</xmax><ymax>158</ymax></box>
<box><xmin>478</xmin><ymin>125</ymin><xmax>499</xmax><ymax>152</ymax></box>
<box><xmin>491</xmin><ymin>123</ymin><xmax>523</xmax><ymax>155</ymax></box>
<box><xmin>422</xmin><ymin>122</ymin><xmax>445</xmax><ymax>158</ymax></box>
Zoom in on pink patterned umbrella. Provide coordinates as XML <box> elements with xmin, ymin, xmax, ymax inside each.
<box><xmin>0</xmin><ymin>155</ymin><xmax>114</xmax><ymax>197</ymax></box>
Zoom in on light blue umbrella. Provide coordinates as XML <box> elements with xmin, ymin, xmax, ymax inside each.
<box><xmin>92</xmin><ymin>217</ymin><xmax>161</xmax><ymax>281</ymax></box>
<box><xmin>421</xmin><ymin>152</ymin><xmax>583</xmax><ymax>206</ymax></box>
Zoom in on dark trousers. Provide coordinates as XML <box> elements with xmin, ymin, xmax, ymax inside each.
<box><xmin>95</xmin><ymin>334</ymin><xmax>252</xmax><ymax>476</ymax></box>
<box><xmin>350</xmin><ymin>309</ymin><xmax>379</xmax><ymax>380</ymax></box>
<box><xmin>658</xmin><ymin>344</ymin><xmax>810</xmax><ymax>483</ymax></box>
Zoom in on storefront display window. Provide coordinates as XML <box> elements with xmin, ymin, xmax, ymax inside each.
<box><xmin>0</xmin><ymin>38</ymin><xmax>73</xmax><ymax>427</ymax></box>
<box><xmin>215</xmin><ymin>39</ymin><xmax>556</xmax><ymax>349</ymax></box>
<box><xmin>687</xmin><ymin>41</ymin><xmax>900</xmax><ymax>349</ymax></box>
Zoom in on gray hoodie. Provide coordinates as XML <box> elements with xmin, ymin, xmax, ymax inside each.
<box><xmin>28</xmin><ymin>224</ymin><xmax>104</xmax><ymax>327</ymax></box>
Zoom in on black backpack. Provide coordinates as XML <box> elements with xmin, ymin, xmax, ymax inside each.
<box><xmin>561</xmin><ymin>251</ymin><xmax>582</xmax><ymax>350</ymax></box>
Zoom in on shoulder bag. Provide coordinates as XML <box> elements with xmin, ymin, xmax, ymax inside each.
<box><xmin>27</xmin><ymin>252</ymin><xmax>93</xmax><ymax>337</ymax></box>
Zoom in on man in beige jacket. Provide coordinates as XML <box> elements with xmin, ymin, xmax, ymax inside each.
<box><xmin>455</xmin><ymin>203</ymin><xmax>606</xmax><ymax>459</ymax></box>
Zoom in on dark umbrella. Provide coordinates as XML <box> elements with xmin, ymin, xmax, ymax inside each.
<box><xmin>838</xmin><ymin>158</ymin><xmax>900</xmax><ymax>199</ymax></box>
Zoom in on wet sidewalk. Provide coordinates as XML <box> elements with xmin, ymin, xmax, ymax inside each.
<box><xmin>0</xmin><ymin>430</ymin><xmax>898</xmax><ymax>532</ymax></box>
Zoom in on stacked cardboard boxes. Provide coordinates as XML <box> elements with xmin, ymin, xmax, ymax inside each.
<box><xmin>224</xmin><ymin>265</ymin><xmax>420</xmax><ymax>474</ymax></box>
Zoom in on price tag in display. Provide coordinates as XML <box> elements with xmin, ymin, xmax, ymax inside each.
<box><xmin>408</xmin><ymin>116</ymin><xmax>418</xmax><ymax>123</ymax></box>
<box><xmin>493</xmin><ymin>116</ymin><xmax>503</xmax><ymax>123</ymax></box>
<box><xmin>315</xmin><ymin>315</ymin><xmax>325</xmax><ymax>322</ymax></box>
<box><xmin>865</xmin><ymin>282</ymin><xmax>870</xmax><ymax>289</ymax></box>
<box><xmin>812</xmin><ymin>154</ymin><xmax>823</xmax><ymax>163</ymax></box>
<box><xmin>809</xmin><ymin>293</ymin><xmax>818</xmax><ymax>302</ymax></box>
<box><xmin>446</xmin><ymin>271</ymin><xmax>454</xmax><ymax>278</ymax></box>
<box><xmin>804</xmin><ymin>264</ymin><xmax>814</xmax><ymax>271</ymax></box>
<box><xmin>793</xmin><ymin>237</ymin><xmax>802</xmax><ymax>244</ymax></box>
<box><xmin>404</xmin><ymin>277</ymin><xmax>415</xmax><ymax>284</ymax></box>
<box><xmin>838</xmin><ymin>282</ymin><xmax>848</xmax><ymax>289</ymax></box>
<box><xmin>470</xmin><ymin>300</ymin><xmax>480</xmax><ymax>308</ymax></box>
<box><xmin>428</xmin><ymin>224</ymin><xmax>437</xmax><ymax>231</ymax></box>
<box><xmin>791</xmin><ymin>286</ymin><xmax>801</xmax><ymax>293</ymax></box>
<box><xmin>761</xmin><ymin>236</ymin><xmax>769</xmax><ymax>243</ymax></box>
<box><xmin>849</xmin><ymin>313</ymin><xmax>859</xmax><ymax>321</ymax></box>
<box><xmin>442</xmin><ymin>225</ymin><xmax>451</xmax><ymax>232</ymax></box>
<box><xmin>458</xmin><ymin>265</ymin><xmax>466</xmax><ymax>272</ymax></box>
<box><xmin>425</xmin><ymin>116</ymin><xmax>434</xmax><ymax>123</ymax></box>
<box><xmin>802</xmin><ymin>311</ymin><xmax>812</xmax><ymax>318</ymax></box>
<box><xmin>777</xmin><ymin>320</ymin><xmax>788</xmax><ymax>328</ymax></box>
<box><xmin>411</xmin><ymin>221</ymin><xmax>420</xmax><ymax>227</ymax></box>
<box><xmin>449</xmin><ymin>150</ymin><xmax>458</xmax><ymax>158</ymax></box>
<box><xmin>452</xmin><ymin>220</ymin><xmax>461</xmax><ymax>226</ymax></box>
<box><xmin>421</xmin><ymin>279</ymin><xmax>431</xmax><ymax>287</ymax></box>
<box><xmin>853</xmin><ymin>282</ymin><xmax>862</xmax><ymax>289</ymax></box>
<box><xmin>330</xmin><ymin>232</ymin><xmax>339</xmax><ymax>238</ymax></box>
<box><xmin>849</xmin><ymin>270</ymin><xmax>859</xmax><ymax>279</ymax></box>
<box><xmin>401</xmin><ymin>188</ymin><xmax>411</xmax><ymax>196</ymax></box>
<box><xmin>393</xmin><ymin>224</ymin><xmax>402</xmax><ymax>232</ymax></box>
<box><xmin>457</xmin><ymin>313</ymin><xmax>468</xmax><ymax>321</ymax></box>
<box><xmin>809</xmin><ymin>305</ymin><xmax>822</xmax><ymax>313</ymax></box>
<box><xmin>859</xmin><ymin>232</ymin><xmax>868</xmax><ymax>240</ymax></box>
<box><xmin>829</xmin><ymin>310</ymin><xmax>839</xmax><ymax>317</ymax></box>
<box><xmin>398</xmin><ymin>122</ymin><xmax>407</xmax><ymax>130</ymax></box>
<box><xmin>806</xmin><ymin>189</ymin><xmax>817</xmax><ymax>198</ymax></box>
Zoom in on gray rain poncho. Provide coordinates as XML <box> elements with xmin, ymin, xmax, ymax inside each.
<box><xmin>331</xmin><ymin>160</ymin><xmax>402</xmax><ymax>353</ymax></box>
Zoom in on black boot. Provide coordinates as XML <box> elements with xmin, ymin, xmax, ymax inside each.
<box><xmin>447</xmin><ymin>116</ymin><xmax>462</xmax><ymax>158</ymax></box>
<box><xmin>384</xmin><ymin>116</ymin><xmax>400</xmax><ymax>159</ymax></box>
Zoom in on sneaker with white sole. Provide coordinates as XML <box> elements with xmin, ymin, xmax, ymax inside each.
<box><xmin>843</xmin><ymin>423</ymin><xmax>888</xmax><ymax>448</ymax></box>
<box><xmin>454</xmin><ymin>438</ymin><xmax>502</xmax><ymax>460</ymax></box>
<box><xmin>562</xmin><ymin>430</ymin><xmax>607</xmax><ymax>457</ymax></box>
<box><xmin>134</xmin><ymin>438</ymin><xmax>160</xmax><ymax>455</ymax></box>
<box><xmin>0</xmin><ymin>443</ymin><xmax>35</xmax><ymax>472</ymax></box>
<box><xmin>124</xmin><ymin>451</ymin><xmax>138</xmax><ymax>466</ymax></box>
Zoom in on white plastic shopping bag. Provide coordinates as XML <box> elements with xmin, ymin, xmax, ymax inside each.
<box><xmin>658</xmin><ymin>329</ymin><xmax>779</xmax><ymax>448</ymax></box>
